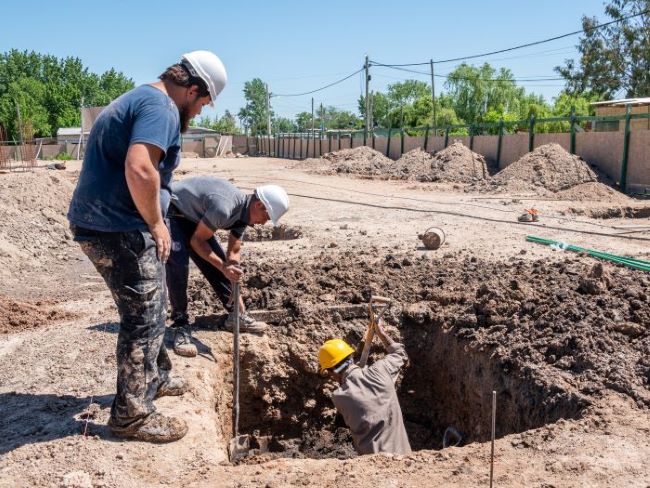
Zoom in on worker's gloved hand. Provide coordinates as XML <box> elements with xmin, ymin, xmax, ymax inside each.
<box><xmin>222</xmin><ymin>263</ymin><xmax>244</xmax><ymax>282</ymax></box>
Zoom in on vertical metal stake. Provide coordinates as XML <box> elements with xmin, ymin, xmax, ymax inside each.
<box><xmin>490</xmin><ymin>390</ymin><xmax>496</xmax><ymax>488</ymax></box>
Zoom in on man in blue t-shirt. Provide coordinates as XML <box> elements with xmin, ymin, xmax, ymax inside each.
<box><xmin>67</xmin><ymin>51</ymin><xmax>227</xmax><ymax>443</ymax></box>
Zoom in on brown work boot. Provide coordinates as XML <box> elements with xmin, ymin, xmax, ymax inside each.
<box><xmin>172</xmin><ymin>327</ymin><xmax>197</xmax><ymax>357</ymax></box>
<box><xmin>109</xmin><ymin>413</ymin><xmax>188</xmax><ymax>443</ymax></box>
<box><xmin>155</xmin><ymin>376</ymin><xmax>188</xmax><ymax>399</ymax></box>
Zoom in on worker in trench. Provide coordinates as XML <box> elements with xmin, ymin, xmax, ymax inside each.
<box><xmin>318</xmin><ymin>319</ymin><xmax>412</xmax><ymax>455</ymax></box>
<box><xmin>67</xmin><ymin>51</ymin><xmax>227</xmax><ymax>443</ymax></box>
<box><xmin>165</xmin><ymin>176</ymin><xmax>289</xmax><ymax>357</ymax></box>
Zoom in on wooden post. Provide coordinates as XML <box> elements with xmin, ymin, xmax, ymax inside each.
<box><xmin>496</xmin><ymin>119</ymin><xmax>504</xmax><ymax>168</ymax></box>
<box><xmin>423</xmin><ymin>125</ymin><xmax>430</xmax><ymax>151</ymax></box>
<box><xmin>569</xmin><ymin>106</ymin><xmax>576</xmax><ymax>155</ymax></box>
<box><xmin>386</xmin><ymin>127</ymin><xmax>392</xmax><ymax>157</ymax></box>
<box><xmin>528</xmin><ymin>114</ymin><xmax>536</xmax><ymax>152</ymax></box>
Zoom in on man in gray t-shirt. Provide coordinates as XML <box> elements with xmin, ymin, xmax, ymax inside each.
<box><xmin>166</xmin><ymin>176</ymin><xmax>289</xmax><ymax>357</ymax></box>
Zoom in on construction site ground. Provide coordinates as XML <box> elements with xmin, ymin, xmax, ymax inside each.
<box><xmin>1</xmin><ymin>155</ymin><xmax>649</xmax><ymax>487</ymax></box>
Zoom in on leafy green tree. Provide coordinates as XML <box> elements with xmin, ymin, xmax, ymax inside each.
<box><xmin>295</xmin><ymin>111</ymin><xmax>312</xmax><ymax>131</ymax></box>
<box><xmin>445</xmin><ymin>63</ymin><xmax>525</xmax><ymax>124</ymax></box>
<box><xmin>238</xmin><ymin>78</ymin><xmax>270</xmax><ymax>135</ymax></box>
<box><xmin>0</xmin><ymin>49</ymin><xmax>133</xmax><ymax>139</ymax></box>
<box><xmin>213</xmin><ymin>110</ymin><xmax>240</xmax><ymax>134</ymax></box>
<box><xmin>273</xmin><ymin>116</ymin><xmax>296</xmax><ymax>133</ymax></box>
<box><xmin>556</xmin><ymin>0</ymin><xmax>650</xmax><ymax>98</ymax></box>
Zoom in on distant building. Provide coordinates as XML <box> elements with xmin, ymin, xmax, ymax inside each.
<box><xmin>591</xmin><ymin>97</ymin><xmax>650</xmax><ymax>132</ymax></box>
<box><xmin>56</xmin><ymin>127</ymin><xmax>82</xmax><ymax>143</ymax></box>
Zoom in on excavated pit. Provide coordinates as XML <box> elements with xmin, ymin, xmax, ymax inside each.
<box><xmin>219</xmin><ymin>314</ymin><xmax>588</xmax><ymax>463</ymax></box>
<box><xmin>203</xmin><ymin>252</ymin><xmax>649</xmax><ymax>462</ymax></box>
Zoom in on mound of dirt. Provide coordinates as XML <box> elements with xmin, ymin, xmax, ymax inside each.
<box><xmin>304</xmin><ymin>146</ymin><xmax>394</xmax><ymax>178</ymax></box>
<box><xmin>494</xmin><ymin>144</ymin><xmax>597</xmax><ymax>192</ymax></box>
<box><xmin>555</xmin><ymin>182</ymin><xmax>632</xmax><ymax>204</ymax></box>
<box><xmin>426</xmin><ymin>141</ymin><xmax>489</xmax><ymax>183</ymax></box>
<box><xmin>0</xmin><ymin>295</ymin><xmax>74</xmax><ymax>333</ymax></box>
<box><xmin>388</xmin><ymin>148</ymin><xmax>436</xmax><ymax>180</ymax></box>
<box><xmin>0</xmin><ymin>171</ymin><xmax>76</xmax><ymax>280</ymax></box>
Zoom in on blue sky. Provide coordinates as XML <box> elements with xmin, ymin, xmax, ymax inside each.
<box><xmin>2</xmin><ymin>0</ymin><xmax>608</xmax><ymax>124</ymax></box>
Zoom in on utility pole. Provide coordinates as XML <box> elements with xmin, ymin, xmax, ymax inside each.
<box><xmin>364</xmin><ymin>54</ymin><xmax>370</xmax><ymax>144</ymax></box>
<box><xmin>311</xmin><ymin>97</ymin><xmax>314</xmax><ymax>158</ymax></box>
<box><xmin>265</xmin><ymin>83</ymin><xmax>271</xmax><ymax>155</ymax></box>
<box><xmin>319</xmin><ymin>102</ymin><xmax>324</xmax><ymax>131</ymax></box>
<box><xmin>369</xmin><ymin>91</ymin><xmax>374</xmax><ymax>133</ymax></box>
<box><xmin>430</xmin><ymin>59</ymin><xmax>437</xmax><ymax>135</ymax></box>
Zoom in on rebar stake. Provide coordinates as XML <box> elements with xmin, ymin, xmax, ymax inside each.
<box><xmin>490</xmin><ymin>390</ymin><xmax>496</xmax><ymax>488</ymax></box>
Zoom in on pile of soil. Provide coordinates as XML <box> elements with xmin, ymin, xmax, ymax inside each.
<box><xmin>0</xmin><ymin>295</ymin><xmax>74</xmax><ymax>333</ymax></box>
<box><xmin>305</xmin><ymin>146</ymin><xmax>394</xmax><ymax>178</ymax></box>
<box><xmin>0</xmin><ymin>171</ymin><xmax>76</xmax><ymax>282</ymax></box>
<box><xmin>493</xmin><ymin>144</ymin><xmax>597</xmax><ymax>192</ymax></box>
<box><xmin>425</xmin><ymin>141</ymin><xmax>490</xmax><ymax>183</ymax></box>
<box><xmin>388</xmin><ymin>148</ymin><xmax>436</xmax><ymax>181</ymax></box>
<box><xmin>555</xmin><ymin>182</ymin><xmax>632</xmax><ymax>204</ymax></box>
<box><xmin>187</xmin><ymin>250</ymin><xmax>649</xmax><ymax>457</ymax></box>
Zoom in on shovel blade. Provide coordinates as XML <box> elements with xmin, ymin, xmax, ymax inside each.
<box><xmin>228</xmin><ymin>434</ymin><xmax>250</xmax><ymax>462</ymax></box>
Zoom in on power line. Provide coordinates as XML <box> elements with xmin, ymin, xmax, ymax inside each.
<box><xmin>371</xmin><ymin>8</ymin><xmax>649</xmax><ymax>66</ymax></box>
<box><xmin>372</xmin><ymin>62</ymin><xmax>565</xmax><ymax>82</ymax></box>
<box><xmin>272</xmin><ymin>67</ymin><xmax>364</xmax><ymax>97</ymax></box>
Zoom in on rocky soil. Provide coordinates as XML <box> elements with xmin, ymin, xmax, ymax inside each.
<box><xmin>492</xmin><ymin>143</ymin><xmax>598</xmax><ymax>192</ymax></box>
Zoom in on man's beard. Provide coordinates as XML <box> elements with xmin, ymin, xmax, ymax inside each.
<box><xmin>179</xmin><ymin>103</ymin><xmax>191</xmax><ymax>133</ymax></box>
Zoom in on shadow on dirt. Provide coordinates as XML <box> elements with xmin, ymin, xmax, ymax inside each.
<box><xmin>0</xmin><ymin>392</ymin><xmax>114</xmax><ymax>455</ymax></box>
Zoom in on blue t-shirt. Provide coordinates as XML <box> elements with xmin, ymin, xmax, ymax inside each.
<box><xmin>67</xmin><ymin>84</ymin><xmax>181</xmax><ymax>232</ymax></box>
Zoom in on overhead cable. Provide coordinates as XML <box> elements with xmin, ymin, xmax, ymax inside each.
<box><xmin>370</xmin><ymin>8</ymin><xmax>649</xmax><ymax>66</ymax></box>
<box><xmin>272</xmin><ymin>68</ymin><xmax>364</xmax><ymax>97</ymax></box>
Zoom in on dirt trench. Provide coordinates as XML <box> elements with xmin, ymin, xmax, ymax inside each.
<box><xmin>194</xmin><ymin>252</ymin><xmax>647</xmax><ymax>462</ymax></box>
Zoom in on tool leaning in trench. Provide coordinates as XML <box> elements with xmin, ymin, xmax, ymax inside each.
<box><xmin>228</xmin><ymin>278</ymin><xmax>250</xmax><ymax>461</ymax></box>
<box><xmin>358</xmin><ymin>295</ymin><xmax>392</xmax><ymax>368</ymax></box>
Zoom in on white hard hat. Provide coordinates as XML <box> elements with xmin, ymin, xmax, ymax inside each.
<box><xmin>181</xmin><ymin>50</ymin><xmax>227</xmax><ymax>107</ymax></box>
<box><xmin>256</xmin><ymin>185</ymin><xmax>289</xmax><ymax>226</ymax></box>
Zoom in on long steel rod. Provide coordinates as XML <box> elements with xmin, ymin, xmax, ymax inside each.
<box><xmin>233</xmin><ymin>281</ymin><xmax>240</xmax><ymax>436</ymax></box>
<box><xmin>490</xmin><ymin>390</ymin><xmax>496</xmax><ymax>488</ymax></box>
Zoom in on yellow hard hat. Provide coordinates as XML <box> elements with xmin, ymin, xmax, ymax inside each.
<box><xmin>319</xmin><ymin>339</ymin><xmax>355</xmax><ymax>373</ymax></box>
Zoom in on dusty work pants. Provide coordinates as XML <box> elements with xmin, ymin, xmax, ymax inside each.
<box><xmin>166</xmin><ymin>215</ymin><xmax>232</xmax><ymax>328</ymax></box>
<box><xmin>73</xmin><ymin>226</ymin><xmax>170</xmax><ymax>428</ymax></box>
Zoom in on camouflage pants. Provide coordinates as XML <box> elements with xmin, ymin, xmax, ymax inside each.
<box><xmin>75</xmin><ymin>227</ymin><xmax>170</xmax><ymax>428</ymax></box>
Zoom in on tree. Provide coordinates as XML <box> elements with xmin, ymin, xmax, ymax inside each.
<box><xmin>0</xmin><ymin>49</ymin><xmax>134</xmax><ymax>139</ymax></box>
<box><xmin>556</xmin><ymin>0</ymin><xmax>650</xmax><ymax>98</ymax></box>
<box><xmin>273</xmin><ymin>116</ymin><xmax>296</xmax><ymax>133</ymax></box>
<box><xmin>213</xmin><ymin>110</ymin><xmax>240</xmax><ymax>134</ymax></box>
<box><xmin>238</xmin><ymin>78</ymin><xmax>270</xmax><ymax>135</ymax></box>
<box><xmin>295</xmin><ymin>111</ymin><xmax>312</xmax><ymax>131</ymax></box>
<box><xmin>445</xmin><ymin>63</ymin><xmax>525</xmax><ymax>124</ymax></box>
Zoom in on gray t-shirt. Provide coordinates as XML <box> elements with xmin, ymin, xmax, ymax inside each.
<box><xmin>170</xmin><ymin>176</ymin><xmax>251</xmax><ymax>238</ymax></box>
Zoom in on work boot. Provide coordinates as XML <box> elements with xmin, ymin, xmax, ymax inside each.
<box><xmin>155</xmin><ymin>376</ymin><xmax>189</xmax><ymax>399</ymax></box>
<box><xmin>172</xmin><ymin>327</ymin><xmax>197</xmax><ymax>357</ymax></box>
<box><xmin>225</xmin><ymin>312</ymin><xmax>268</xmax><ymax>334</ymax></box>
<box><xmin>108</xmin><ymin>413</ymin><xmax>188</xmax><ymax>443</ymax></box>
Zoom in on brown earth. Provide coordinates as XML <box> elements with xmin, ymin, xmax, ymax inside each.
<box><xmin>425</xmin><ymin>141</ymin><xmax>490</xmax><ymax>183</ymax></box>
<box><xmin>492</xmin><ymin>143</ymin><xmax>598</xmax><ymax>193</ymax></box>
<box><xmin>302</xmin><ymin>146</ymin><xmax>394</xmax><ymax>178</ymax></box>
<box><xmin>555</xmin><ymin>182</ymin><xmax>633</xmax><ymax>204</ymax></box>
<box><xmin>0</xmin><ymin>295</ymin><xmax>75</xmax><ymax>334</ymax></box>
<box><xmin>0</xmin><ymin>159</ymin><xmax>649</xmax><ymax>487</ymax></box>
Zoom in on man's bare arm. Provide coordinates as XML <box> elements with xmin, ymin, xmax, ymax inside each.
<box><xmin>125</xmin><ymin>143</ymin><xmax>170</xmax><ymax>261</ymax></box>
<box><xmin>226</xmin><ymin>233</ymin><xmax>242</xmax><ymax>264</ymax></box>
<box><xmin>189</xmin><ymin>222</ymin><xmax>243</xmax><ymax>282</ymax></box>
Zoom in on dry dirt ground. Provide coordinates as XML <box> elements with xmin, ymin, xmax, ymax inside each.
<box><xmin>1</xmin><ymin>155</ymin><xmax>649</xmax><ymax>487</ymax></box>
